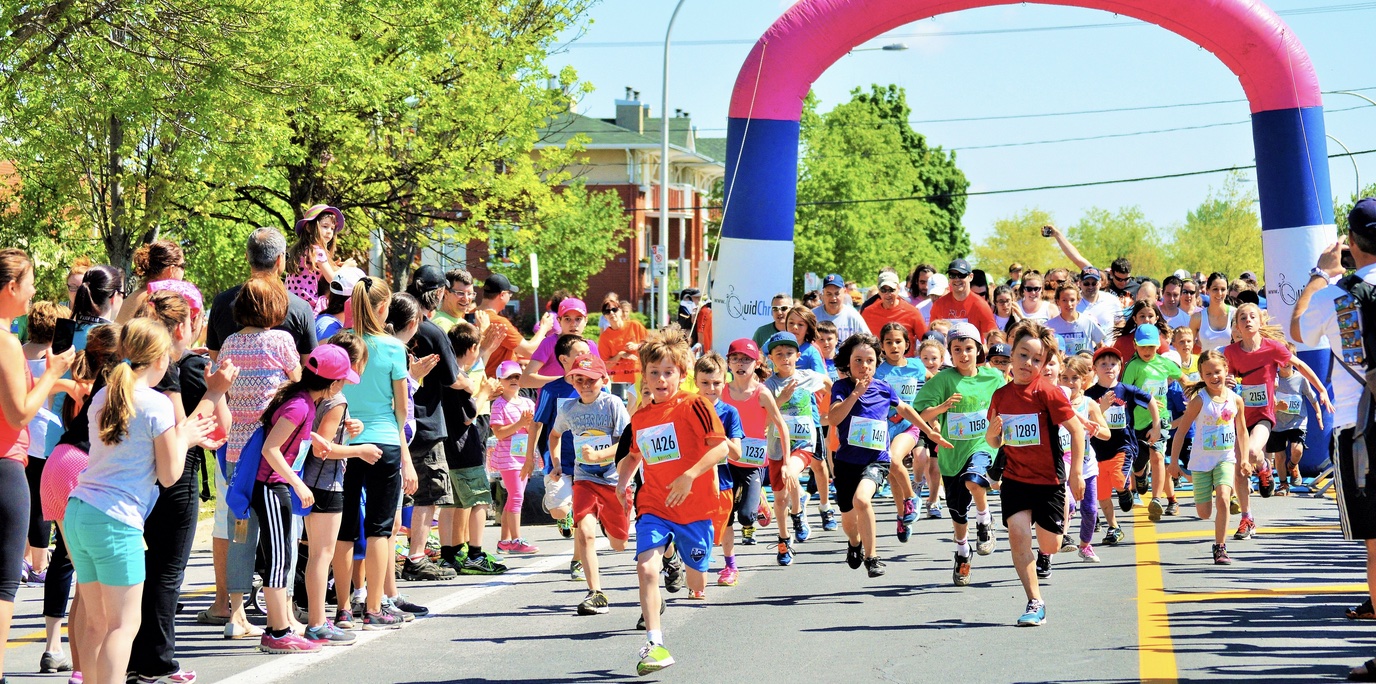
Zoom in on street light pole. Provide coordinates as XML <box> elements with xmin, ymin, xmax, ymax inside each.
<box><xmin>1327</xmin><ymin>134</ymin><xmax>1360</xmax><ymax>198</ymax></box>
<box><xmin>659</xmin><ymin>0</ymin><xmax>687</xmax><ymax>331</ymax></box>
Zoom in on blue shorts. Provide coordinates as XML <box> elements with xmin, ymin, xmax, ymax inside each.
<box><xmin>64</xmin><ymin>498</ymin><xmax>145</xmax><ymax>586</ymax></box>
<box><xmin>635</xmin><ymin>513</ymin><xmax>713</xmax><ymax>573</ymax></box>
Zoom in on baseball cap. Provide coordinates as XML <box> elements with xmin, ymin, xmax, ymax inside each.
<box><xmin>1350</xmin><ymin>197</ymin><xmax>1376</xmax><ymax>234</ymax></box>
<box><xmin>304</xmin><ymin>344</ymin><xmax>359</xmax><ymax>384</ymax></box>
<box><xmin>495</xmin><ymin>360</ymin><xmax>523</xmax><ymax>379</ymax></box>
<box><xmin>409</xmin><ymin>265</ymin><xmax>445</xmax><ymax>295</ymax></box>
<box><xmin>987</xmin><ymin>343</ymin><xmax>1011</xmax><ymax>359</ymax></box>
<box><xmin>557</xmin><ymin>298</ymin><xmax>587</xmax><ymax>318</ymax></box>
<box><xmin>823</xmin><ymin>274</ymin><xmax>845</xmax><ymax>290</ymax></box>
<box><xmin>727</xmin><ymin>338</ymin><xmax>761</xmax><ymax>361</ymax></box>
<box><xmin>1134</xmin><ymin>324</ymin><xmax>1161</xmax><ymax>347</ymax></box>
<box><xmin>329</xmin><ymin>266</ymin><xmax>366</xmax><ymax>296</ymax></box>
<box><xmin>680</xmin><ymin>288</ymin><xmax>700</xmax><ymax>299</ymax></box>
<box><xmin>920</xmin><ymin>330</ymin><xmax>947</xmax><ymax>346</ymax></box>
<box><xmin>1092</xmin><ymin>346</ymin><xmax>1124</xmax><ymax>365</ymax></box>
<box><xmin>1081</xmin><ymin>266</ymin><xmax>1103</xmax><ymax>282</ymax></box>
<box><xmin>566</xmin><ymin>353</ymin><xmax>608</xmax><ymax>380</ymax></box>
<box><xmin>947</xmin><ymin>258</ymin><xmax>973</xmax><ymax>276</ymax></box>
<box><xmin>147</xmin><ymin>279</ymin><xmax>204</xmax><ymax>321</ymax></box>
<box><xmin>765</xmin><ymin>331</ymin><xmax>800</xmax><ymax>354</ymax></box>
<box><xmin>877</xmin><ymin>271</ymin><xmax>901</xmax><ymax>290</ymax></box>
<box><xmin>1239</xmin><ymin>270</ymin><xmax>1257</xmax><ymax>283</ymax></box>
<box><xmin>946</xmin><ymin>321</ymin><xmax>982</xmax><ymax>347</ymax></box>
<box><xmin>484</xmin><ymin>273</ymin><xmax>520</xmax><ymax>294</ymax></box>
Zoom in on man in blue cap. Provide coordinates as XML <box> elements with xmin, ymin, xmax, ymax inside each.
<box><xmin>813</xmin><ymin>273</ymin><xmax>870</xmax><ymax>343</ymax></box>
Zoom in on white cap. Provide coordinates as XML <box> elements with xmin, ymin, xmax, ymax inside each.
<box><xmin>330</xmin><ymin>266</ymin><xmax>367</xmax><ymax>296</ymax></box>
<box><xmin>878</xmin><ymin>271</ymin><xmax>901</xmax><ymax>290</ymax></box>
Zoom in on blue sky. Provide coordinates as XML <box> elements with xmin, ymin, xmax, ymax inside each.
<box><xmin>548</xmin><ymin>0</ymin><xmax>1376</xmax><ymax>248</ymax></box>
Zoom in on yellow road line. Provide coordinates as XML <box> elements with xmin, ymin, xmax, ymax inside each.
<box><xmin>1135</xmin><ymin>506</ymin><xmax>1178</xmax><ymax>684</ymax></box>
<box><xmin>1154</xmin><ymin>525</ymin><xmax>1339</xmax><ymax>541</ymax></box>
<box><xmin>7</xmin><ymin>586</ymin><xmax>215</xmax><ymax>648</ymax></box>
<box><xmin>1164</xmin><ymin>583</ymin><xmax>1367</xmax><ymax>604</ymax></box>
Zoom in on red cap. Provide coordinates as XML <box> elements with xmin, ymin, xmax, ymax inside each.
<box><xmin>566</xmin><ymin>353</ymin><xmax>607</xmax><ymax>380</ymax></box>
<box><xmin>1092</xmin><ymin>346</ymin><xmax>1124</xmax><ymax>365</ymax></box>
<box><xmin>727</xmin><ymin>338</ymin><xmax>761</xmax><ymax>362</ymax></box>
<box><xmin>557</xmin><ymin>298</ymin><xmax>588</xmax><ymax>318</ymax></box>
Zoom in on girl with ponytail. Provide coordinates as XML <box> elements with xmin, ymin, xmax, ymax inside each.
<box><xmin>65</xmin><ymin>318</ymin><xmax>214</xmax><ymax>684</ymax></box>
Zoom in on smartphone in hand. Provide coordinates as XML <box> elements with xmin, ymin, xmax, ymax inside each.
<box><xmin>52</xmin><ymin>318</ymin><xmax>77</xmax><ymax>355</ymax></box>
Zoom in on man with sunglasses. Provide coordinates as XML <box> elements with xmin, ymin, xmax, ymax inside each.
<box><xmin>433</xmin><ymin>268</ymin><xmax>481</xmax><ymax>334</ymax></box>
<box><xmin>1043</xmin><ymin>224</ymin><xmax>1129</xmax><ymax>330</ymax></box>
<box><xmin>752</xmin><ymin>293</ymin><xmax>794</xmax><ymax>348</ymax></box>
<box><xmin>813</xmin><ymin>273</ymin><xmax>870</xmax><ymax>343</ymax></box>
<box><xmin>928</xmin><ymin>258</ymin><xmax>996</xmax><ymax>338</ymax></box>
<box><xmin>861</xmin><ymin>270</ymin><xmax>928</xmax><ymax>356</ymax></box>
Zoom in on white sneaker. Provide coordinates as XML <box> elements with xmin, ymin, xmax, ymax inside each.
<box><xmin>1078</xmin><ymin>545</ymin><xmax>1101</xmax><ymax>563</ymax></box>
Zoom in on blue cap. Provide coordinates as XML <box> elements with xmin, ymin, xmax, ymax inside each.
<box><xmin>765</xmin><ymin>331</ymin><xmax>800</xmax><ymax>354</ymax></box>
<box><xmin>1080</xmin><ymin>266</ymin><xmax>1103</xmax><ymax>282</ymax></box>
<box><xmin>988</xmin><ymin>343</ymin><xmax>1011</xmax><ymax>359</ymax></box>
<box><xmin>1351</xmin><ymin>197</ymin><xmax>1376</xmax><ymax>234</ymax></box>
<box><xmin>823</xmin><ymin>273</ymin><xmax>845</xmax><ymax>289</ymax></box>
<box><xmin>1134</xmin><ymin>324</ymin><xmax>1160</xmax><ymax>346</ymax></box>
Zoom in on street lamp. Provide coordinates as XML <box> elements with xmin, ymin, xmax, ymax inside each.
<box><xmin>849</xmin><ymin>42</ymin><xmax>909</xmax><ymax>53</ymax></box>
<box><xmin>1327</xmin><ymin>133</ymin><xmax>1360</xmax><ymax>199</ymax></box>
<box><xmin>658</xmin><ymin>0</ymin><xmax>688</xmax><ymax>331</ymax></box>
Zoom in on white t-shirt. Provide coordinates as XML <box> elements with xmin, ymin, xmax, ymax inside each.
<box><xmin>813</xmin><ymin>305</ymin><xmax>871</xmax><ymax>343</ymax></box>
<box><xmin>1162</xmin><ymin>307</ymin><xmax>1192</xmax><ymax>331</ymax></box>
<box><xmin>1298</xmin><ymin>264</ymin><xmax>1376</xmax><ymax>429</ymax></box>
<box><xmin>72</xmin><ymin>386</ymin><xmax>177</xmax><ymax>530</ymax></box>
<box><xmin>1046</xmin><ymin>315</ymin><xmax>1106</xmax><ymax>356</ymax></box>
<box><xmin>1077</xmin><ymin>293</ymin><xmax>1121</xmax><ymax>331</ymax></box>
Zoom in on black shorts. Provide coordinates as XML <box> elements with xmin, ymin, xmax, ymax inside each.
<box><xmin>309</xmin><ymin>488</ymin><xmax>344</xmax><ymax>514</ymax></box>
<box><xmin>339</xmin><ymin>443</ymin><xmax>403</xmax><ymax>541</ymax></box>
<box><xmin>999</xmin><ymin>478</ymin><xmax>1066</xmax><ymax>535</ymax></box>
<box><xmin>1335</xmin><ymin>428</ymin><xmax>1376</xmax><ymax>540</ymax></box>
<box><xmin>1265</xmin><ymin>429</ymin><xmax>1305</xmax><ymax>454</ymax></box>
<box><xmin>942</xmin><ymin>451</ymin><xmax>994</xmax><ymax>525</ymax></box>
<box><xmin>832</xmin><ymin>459</ymin><xmax>888</xmax><ymax>513</ymax></box>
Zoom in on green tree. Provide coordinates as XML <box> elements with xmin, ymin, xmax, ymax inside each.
<box><xmin>794</xmin><ymin>86</ymin><xmax>968</xmax><ymax>289</ymax></box>
<box><xmin>1336</xmin><ymin>182</ymin><xmax>1376</xmax><ymax>234</ymax></box>
<box><xmin>971</xmin><ymin>208</ymin><xmax>1077</xmax><ymax>275</ymax></box>
<box><xmin>1069</xmin><ymin>206</ymin><xmax>1169</xmax><ymax>279</ymax></box>
<box><xmin>487</xmin><ymin>182</ymin><xmax>630</xmax><ymax>297</ymax></box>
<box><xmin>1167</xmin><ymin>174</ymin><xmax>1264</xmax><ymax>280</ymax></box>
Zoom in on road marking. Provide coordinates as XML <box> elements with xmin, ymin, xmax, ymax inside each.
<box><xmin>1134</xmin><ymin>506</ymin><xmax>1178</xmax><ymax>684</ymax></box>
<box><xmin>8</xmin><ymin>588</ymin><xmax>217</xmax><ymax>648</ymax></box>
<box><xmin>1164</xmin><ymin>583</ymin><xmax>1367</xmax><ymax>603</ymax></box>
<box><xmin>1154</xmin><ymin>525</ymin><xmax>1339</xmax><ymax>541</ymax></box>
<box><xmin>216</xmin><ymin>552</ymin><xmax>574</xmax><ymax>684</ymax></box>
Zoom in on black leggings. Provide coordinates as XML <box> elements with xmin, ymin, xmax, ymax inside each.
<box><xmin>25</xmin><ymin>456</ymin><xmax>51</xmax><ymax>549</ymax></box>
<box><xmin>252</xmin><ymin>482</ymin><xmax>297</xmax><ymax>590</ymax></box>
<box><xmin>43</xmin><ymin>527</ymin><xmax>73</xmax><ymax>619</ymax></box>
<box><xmin>0</xmin><ymin>458</ymin><xmax>30</xmax><ymax>602</ymax></box>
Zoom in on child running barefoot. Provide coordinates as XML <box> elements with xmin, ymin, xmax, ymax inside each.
<box><xmin>490</xmin><ymin>361</ymin><xmax>538</xmax><ymax>555</ymax></box>
<box><xmin>876</xmin><ymin>323</ymin><xmax>930</xmax><ymax>543</ymax></box>
<box><xmin>986</xmin><ymin>321</ymin><xmax>1086</xmax><ymax>627</ymax></box>
<box><xmin>719</xmin><ymin>341</ymin><xmax>790</xmax><ymax>577</ymax></box>
<box><xmin>1057</xmin><ymin>356</ymin><xmax>1111</xmax><ymax>562</ymax></box>
<box><xmin>1084</xmin><ymin>348</ymin><xmax>1158</xmax><ymax>546</ymax></box>
<box><xmin>913</xmin><ymin>323</ymin><xmax>1005</xmax><ymax>586</ymax></box>
<box><xmin>830</xmin><ymin>333</ymin><xmax>952</xmax><ymax>579</ymax></box>
<box><xmin>616</xmin><ymin>328</ymin><xmax>728</xmax><ymax>676</ymax></box>
<box><xmin>1169</xmin><ymin>350</ymin><xmax>1247</xmax><ymax>565</ymax></box>
<box><xmin>549</xmin><ymin>353</ymin><xmax>631</xmax><ymax>615</ymax></box>
<box><xmin>285</xmin><ymin>205</ymin><xmax>343</xmax><ymax>313</ymax></box>
<box><xmin>692</xmin><ymin>353</ymin><xmax>744</xmax><ymax>599</ymax></box>
<box><xmin>762</xmin><ymin>332</ymin><xmax>832</xmax><ymax>565</ymax></box>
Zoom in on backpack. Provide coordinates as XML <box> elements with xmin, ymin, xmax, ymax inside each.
<box><xmin>223</xmin><ymin>419</ymin><xmax>311</xmax><ymax>519</ymax></box>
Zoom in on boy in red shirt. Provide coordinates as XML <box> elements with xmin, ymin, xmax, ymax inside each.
<box><xmin>616</xmin><ymin>328</ymin><xmax>728</xmax><ymax>676</ymax></box>
<box><xmin>986</xmin><ymin>321</ymin><xmax>1085</xmax><ymax>627</ymax></box>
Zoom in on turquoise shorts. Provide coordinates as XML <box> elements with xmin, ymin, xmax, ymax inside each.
<box><xmin>64</xmin><ymin>498</ymin><xmax>146</xmax><ymax>586</ymax></box>
<box><xmin>1191</xmin><ymin>461</ymin><xmax>1236</xmax><ymax>506</ymax></box>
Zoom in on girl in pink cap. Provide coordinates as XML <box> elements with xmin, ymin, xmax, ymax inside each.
<box><xmin>286</xmin><ymin>204</ymin><xmax>344</xmax><ymax>313</ymax></box>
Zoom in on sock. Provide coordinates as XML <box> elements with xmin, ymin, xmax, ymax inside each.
<box><xmin>1242</xmin><ymin>512</ymin><xmax>1253</xmax><ymax>521</ymax></box>
<box><xmin>408</xmin><ymin>553</ymin><xmax>425</xmax><ymax>563</ymax></box>
<box><xmin>955</xmin><ymin>538</ymin><xmax>969</xmax><ymax>557</ymax></box>
<box><xmin>1168</xmin><ymin>497</ymin><xmax>1176</xmax><ymax>504</ymax></box>
<box><xmin>269</xmin><ymin>627</ymin><xmax>291</xmax><ymax>638</ymax></box>
<box><xmin>469</xmin><ymin>545</ymin><xmax>484</xmax><ymax>560</ymax></box>
<box><xmin>725</xmin><ymin>555</ymin><xmax>736</xmax><ymax>569</ymax></box>
<box><xmin>976</xmin><ymin>509</ymin><xmax>991</xmax><ymax>525</ymax></box>
<box><xmin>646</xmin><ymin>629</ymin><xmax>663</xmax><ymax>646</ymax></box>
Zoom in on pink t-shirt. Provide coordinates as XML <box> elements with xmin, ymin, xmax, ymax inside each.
<box><xmin>530</xmin><ymin>336</ymin><xmax>600</xmax><ymax>378</ymax></box>
<box><xmin>255</xmin><ymin>393</ymin><xmax>316</xmax><ymax>484</ymax></box>
<box><xmin>219</xmin><ymin>330</ymin><xmax>300</xmax><ymax>463</ymax></box>
<box><xmin>286</xmin><ymin>246</ymin><xmax>329</xmax><ymax>313</ymax></box>
<box><xmin>489</xmin><ymin>395</ymin><xmax>535</xmax><ymax>471</ymax></box>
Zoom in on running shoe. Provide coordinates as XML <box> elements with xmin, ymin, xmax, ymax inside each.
<box><xmin>1036</xmin><ymin>552</ymin><xmax>1052</xmax><ymax>580</ymax></box>
<box><xmin>1017</xmin><ymin>599</ymin><xmax>1046</xmax><ymax>627</ymax></box>
<box><xmin>635</xmin><ymin>597</ymin><xmax>665</xmax><ymax>630</ymax></box>
<box><xmin>1164</xmin><ymin>500</ymin><xmax>1180</xmax><ymax>516</ymax></box>
<box><xmin>1234</xmin><ymin>516</ymin><xmax>1256</xmax><ymax>540</ymax></box>
<box><xmin>1212</xmin><ymin>543</ymin><xmax>1232</xmax><ymax>565</ymax></box>
<box><xmin>361</xmin><ymin>610</ymin><xmax>403</xmax><ymax>630</ymax></box>
<box><xmin>952</xmin><ymin>552</ymin><xmax>971</xmax><ymax>587</ymax></box>
<box><xmin>687</xmin><ymin>589</ymin><xmax>706</xmax><ymax>600</ymax></box>
<box><xmin>1134</xmin><ymin>472</ymin><xmax>1149</xmax><ymax>495</ymax></box>
<box><xmin>503</xmin><ymin>538</ymin><xmax>540</xmax><ymax>554</ymax></box>
<box><xmin>663</xmin><ymin>552</ymin><xmax>685</xmax><ymax>593</ymax></box>
<box><xmin>846</xmin><ymin>542</ymin><xmax>864</xmax><ymax>570</ymax></box>
<box><xmin>1059</xmin><ymin>535</ymin><xmax>1077</xmax><ymax>553</ymax></box>
<box><xmin>1117</xmin><ymin>487</ymin><xmax>1134</xmax><ymax>513</ymax></box>
<box><xmin>864</xmin><ymin>556</ymin><xmax>886</xmax><ymax>578</ymax></box>
<box><xmin>569</xmin><ymin>560</ymin><xmax>585</xmax><ymax>582</ymax></box>
<box><xmin>41</xmin><ymin>651</ymin><xmax>72</xmax><ymax>673</ymax></box>
<box><xmin>304</xmin><ymin>623</ymin><xmax>356</xmax><ymax>646</ymax></box>
<box><xmin>577</xmin><ymin>590</ymin><xmax>610</xmax><ymax>615</ymax></box>
<box><xmin>777</xmin><ymin>538</ymin><xmax>794</xmax><ymax>566</ymax></box>
<box><xmin>821</xmin><ymin>508</ymin><xmax>838</xmax><ymax>531</ymax></box>
<box><xmin>717</xmin><ymin>566</ymin><xmax>739</xmax><ymax>586</ymax></box>
<box><xmin>557</xmin><ymin>512</ymin><xmax>574</xmax><ymax>539</ymax></box>
<box><xmin>636</xmin><ymin>642</ymin><xmax>675</xmax><ymax>676</ymax></box>
<box><xmin>927</xmin><ymin>503</ymin><xmax>944</xmax><ymax>519</ymax></box>
<box><xmin>70</xmin><ymin>673</ymin><xmax>83</xmax><ymax>684</ymax></box>
<box><xmin>259</xmin><ymin>631</ymin><xmax>321</xmax><ymax>653</ymax></box>
<box><xmin>401</xmin><ymin>557</ymin><xmax>456</xmax><ymax>581</ymax></box>
<box><xmin>334</xmin><ymin>609</ymin><xmax>356</xmax><ymax>631</ymax></box>
<box><xmin>756</xmin><ymin>503</ymin><xmax>772</xmax><ymax>528</ymax></box>
<box><xmin>459</xmin><ymin>554</ymin><xmax>508</xmax><ymax>575</ymax></box>
<box><xmin>900</xmin><ymin>497</ymin><xmax>918</xmax><ymax>524</ymax></box>
<box><xmin>135</xmin><ymin>669</ymin><xmax>197</xmax><ymax>683</ymax></box>
<box><xmin>975</xmin><ymin>521</ymin><xmax>996</xmax><ymax>556</ymax></box>
<box><xmin>896</xmin><ymin>518</ymin><xmax>911</xmax><ymax>544</ymax></box>
<box><xmin>389</xmin><ymin>595</ymin><xmax>428</xmax><ymax>617</ymax></box>
<box><xmin>379</xmin><ymin>598</ymin><xmax>413</xmax><ymax>623</ymax></box>
<box><xmin>1078</xmin><ymin>545</ymin><xmax>1101</xmax><ymax>563</ymax></box>
<box><xmin>792</xmin><ymin>513</ymin><xmax>811</xmax><ymax>543</ymax></box>
<box><xmin>1147</xmin><ymin>497</ymin><xmax>1164</xmax><ymax>522</ymax></box>
<box><xmin>1102</xmin><ymin>526</ymin><xmax>1124</xmax><ymax>546</ymax></box>
<box><xmin>740</xmin><ymin>526</ymin><xmax>757</xmax><ymax>545</ymax></box>
<box><xmin>1258</xmin><ymin>463</ymin><xmax>1275</xmax><ymax>498</ymax></box>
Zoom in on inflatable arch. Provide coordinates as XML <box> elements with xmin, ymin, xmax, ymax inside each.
<box><xmin>713</xmin><ymin>0</ymin><xmax>1336</xmax><ymax>470</ymax></box>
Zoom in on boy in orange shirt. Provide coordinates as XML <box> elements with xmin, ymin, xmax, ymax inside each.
<box><xmin>616</xmin><ymin>328</ymin><xmax>728</xmax><ymax>676</ymax></box>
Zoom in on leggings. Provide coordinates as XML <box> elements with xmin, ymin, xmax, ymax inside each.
<box><xmin>24</xmin><ymin>456</ymin><xmax>51</xmax><ymax>549</ymax></box>
<box><xmin>500</xmin><ymin>469</ymin><xmax>526</xmax><ymax>514</ymax></box>
<box><xmin>43</xmin><ymin>528</ymin><xmax>73</xmax><ymax>618</ymax></box>
<box><xmin>251</xmin><ymin>482</ymin><xmax>298</xmax><ymax>590</ymax></box>
<box><xmin>0</xmin><ymin>458</ymin><xmax>30</xmax><ymax>601</ymax></box>
<box><xmin>1078</xmin><ymin>476</ymin><xmax>1100</xmax><ymax>544</ymax></box>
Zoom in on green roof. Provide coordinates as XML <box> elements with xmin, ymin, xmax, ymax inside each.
<box><xmin>695</xmin><ymin>137</ymin><xmax>726</xmax><ymax>163</ymax></box>
<box><xmin>537</xmin><ymin>111</ymin><xmax>655</xmax><ymax>147</ymax></box>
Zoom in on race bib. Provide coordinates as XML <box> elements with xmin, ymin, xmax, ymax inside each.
<box><xmin>784</xmin><ymin>416</ymin><xmax>816</xmax><ymax>452</ymax></box>
<box><xmin>573</xmin><ymin>433</ymin><xmax>611</xmax><ymax>465</ymax></box>
<box><xmin>1276</xmin><ymin>392</ymin><xmax>1302</xmax><ymax>415</ymax></box>
<box><xmin>738</xmin><ymin>437</ymin><xmax>767</xmax><ymax>467</ymax></box>
<box><xmin>1142</xmin><ymin>379</ymin><xmax>1167</xmax><ymax>399</ymax></box>
<box><xmin>1058</xmin><ymin>426</ymin><xmax>1072</xmax><ymax>453</ymax></box>
<box><xmin>637</xmin><ymin>423</ymin><xmax>681</xmax><ymax>465</ymax></box>
<box><xmin>509</xmin><ymin>433</ymin><xmax>529</xmax><ymax>459</ymax></box>
<box><xmin>847</xmin><ymin>416</ymin><xmax>887</xmax><ymax>451</ymax></box>
<box><xmin>1104</xmin><ymin>404</ymin><xmax>1128</xmax><ymax>430</ymax></box>
<box><xmin>897</xmin><ymin>379</ymin><xmax>921</xmax><ymax>403</ymax></box>
<box><xmin>1200</xmin><ymin>422</ymin><xmax>1236</xmax><ymax>451</ymax></box>
<box><xmin>1057</xmin><ymin>333</ymin><xmax>1084</xmax><ymax>355</ymax></box>
<box><xmin>947</xmin><ymin>410</ymin><xmax>989</xmax><ymax>440</ymax></box>
<box><xmin>1240</xmin><ymin>384</ymin><xmax>1268</xmax><ymax>408</ymax></box>
<box><xmin>1002</xmin><ymin>413</ymin><xmax>1041</xmax><ymax>448</ymax></box>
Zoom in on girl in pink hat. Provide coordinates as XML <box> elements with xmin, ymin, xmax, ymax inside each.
<box><xmin>287</xmin><ymin>205</ymin><xmax>344</xmax><ymax>313</ymax></box>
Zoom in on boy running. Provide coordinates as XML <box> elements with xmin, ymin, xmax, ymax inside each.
<box><xmin>1083</xmin><ymin>347</ymin><xmax>1158</xmax><ymax>545</ymax></box>
<box><xmin>762</xmin><ymin>331</ymin><xmax>832</xmax><ymax>564</ymax></box>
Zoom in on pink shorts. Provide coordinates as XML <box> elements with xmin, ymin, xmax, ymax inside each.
<box><xmin>41</xmin><ymin>444</ymin><xmax>88</xmax><ymax>523</ymax></box>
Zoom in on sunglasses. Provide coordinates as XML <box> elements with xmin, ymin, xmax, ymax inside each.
<box><xmin>771</xmin><ymin>306</ymin><xmax>791</xmax><ymax>312</ymax></box>
<box><xmin>1022</xmin><ymin>286</ymin><xmax>1042</xmax><ymax>293</ymax></box>
<box><xmin>947</xmin><ymin>272</ymin><xmax>970</xmax><ymax>280</ymax></box>
<box><xmin>878</xmin><ymin>287</ymin><xmax>897</xmax><ymax>294</ymax></box>
<box><xmin>601</xmin><ymin>307</ymin><xmax>619</xmax><ymax>314</ymax></box>
<box><xmin>1182</xmin><ymin>289</ymin><xmax>1197</xmax><ymax>295</ymax></box>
